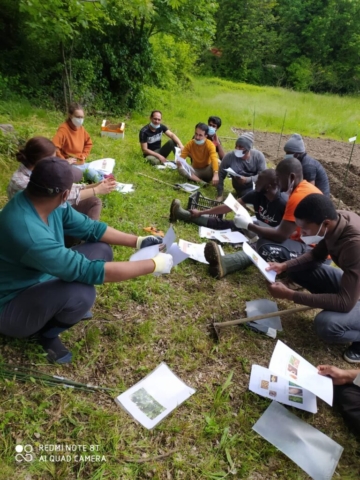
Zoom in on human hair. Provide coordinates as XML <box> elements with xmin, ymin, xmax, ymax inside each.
<box><xmin>258</xmin><ymin>168</ymin><xmax>276</xmax><ymax>183</ymax></box>
<box><xmin>208</xmin><ymin>116</ymin><xmax>222</xmax><ymax>128</ymax></box>
<box><xmin>276</xmin><ymin>157</ymin><xmax>303</xmax><ymax>179</ymax></box>
<box><xmin>68</xmin><ymin>102</ymin><xmax>83</xmax><ymax>115</ymax></box>
<box><xmin>150</xmin><ymin>110</ymin><xmax>162</xmax><ymax>118</ymax></box>
<box><xmin>16</xmin><ymin>136</ymin><xmax>56</xmax><ymax>169</ymax></box>
<box><xmin>294</xmin><ymin>194</ymin><xmax>338</xmax><ymax>224</ymax></box>
<box><xmin>195</xmin><ymin>122</ymin><xmax>209</xmax><ymax>135</ymax></box>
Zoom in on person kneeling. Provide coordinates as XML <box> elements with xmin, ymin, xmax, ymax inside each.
<box><xmin>0</xmin><ymin>158</ymin><xmax>172</xmax><ymax>364</ymax></box>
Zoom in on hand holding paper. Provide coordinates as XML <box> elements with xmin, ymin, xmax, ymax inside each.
<box><xmin>152</xmin><ymin>253</ymin><xmax>173</xmax><ymax>274</ymax></box>
<box><xmin>267</xmin><ymin>281</ymin><xmax>294</xmax><ymax>300</ymax></box>
<box><xmin>234</xmin><ymin>214</ymin><xmax>253</xmax><ymax>230</ymax></box>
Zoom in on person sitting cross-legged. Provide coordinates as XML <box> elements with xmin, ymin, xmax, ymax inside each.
<box><xmin>169</xmin><ymin>169</ymin><xmax>287</xmax><ymax>232</ymax></box>
<box><xmin>176</xmin><ymin>123</ymin><xmax>219</xmax><ymax>186</ymax></box>
<box><xmin>204</xmin><ymin>157</ymin><xmax>322</xmax><ymax>279</ymax></box>
<box><xmin>0</xmin><ymin>157</ymin><xmax>172</xmax><ymax>364</ymax></box>
<box><xmin>266</xmin><ymin>194</ymin><xmax>360</xmax><ymax>363</ymax></box>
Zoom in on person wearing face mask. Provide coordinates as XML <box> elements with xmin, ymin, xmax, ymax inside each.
<box><xmin>0</xmin><ymin>158</ymin><xmax>172</xmax><ymax>364</ymax></box>
<box><xmin>216</xmin><ymin>132</ymin><xmax>266</xmax><ymax>201</ymax></box>
<box><xmin>284</xmin><ymin>133</ymin><xmax>330</xmax><ymax>196</ymax></box>
<box><xmin>204</xmin><ymin>157</ymin><xmax>322</xmax><ymax>279</ymax></box>
<box><xmin>139</xmin><ymin>110</ymin><xmax>183</xmax><ymax>165</ymax></box>
<box><xmin>176</xmin><ymin>123</ymin><xmax>219</xmax><ymax>185</ymax></box>
<box><xmin>169</xmin><ymin>169</ymin><xmax>287</xmax><ymax>231</ymax></box>
<box><xmin>53</xmin><ymin>103</ymin><xmax>107</xmax><ymax>183</ymax></box>
<box><xmin>207</xmin><ymin>116</ymin><xmax>225</xmax><ymax>160</ymax></box>
<box><xmin>266</xmin><ymin>193</ymin><xmax>360</xmax><ymax>363</ymax></box>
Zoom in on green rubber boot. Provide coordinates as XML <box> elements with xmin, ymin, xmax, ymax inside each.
<box><xmin>204</xmin><ymin>241</ymin><xmax>252</xmax><ymax>279</ymax></box>
<box><xmin>169</xmin><ymin>199</ymin><xmax>209</xmax><ymax>226</ymax></box>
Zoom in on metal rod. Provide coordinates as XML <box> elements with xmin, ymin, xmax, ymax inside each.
<box><xmin>276</xmin><ymin>110</ymin><xmax>287</xmax><ymax>159</ymax></box>
<box><xmin>338</xmin><ymin>137</ymin><xmax>357</xmax><ymax>207</ymax></box>
<box><xmin>138</xmin><ymin>172</ymin><xmax>180</xmax><ymax>189</ymax></box>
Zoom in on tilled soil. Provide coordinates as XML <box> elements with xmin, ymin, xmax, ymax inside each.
<box><xmin>232</xmin><ymin>128</ymin><xmax>360</xmax><ymax>212</ymax></box>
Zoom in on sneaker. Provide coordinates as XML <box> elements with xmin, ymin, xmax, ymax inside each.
<box><xmin>169</xmin><ymin>199</ymin><xmax>181</xmax><ymax>223</ymax></box>
<box><xmin>82</xmin><ymin>310</ymin><xmax>93</xmax><ymax>320</ymax></box>
<box><xmin>204</xmin><ymin>241</ymin><xmax>225</xmax><ymax>279</ymax></box>
<box><xmin>38</xmin><ymin>335</ymin><xmax>73</xmax><ymax>364</ymax></box>
<box><xmin>343</xmin><ymin>343</ymin><xmax>360</xmax><ymax>363</ymax></box>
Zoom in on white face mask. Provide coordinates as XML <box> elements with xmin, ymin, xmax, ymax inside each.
<box><xmin>234</xmin><ymin>149</ymin><xmax>245</xmax><ymax>158</ymax></box>
<box><xmin>300</xmin><ymin>222</ymin><xmax>327</xmax><ymax>245</ymax></box>
<box><xmin>71</xmin><ymin>117</ymin><xmax>84</xmax><ymax>128</ymax></box>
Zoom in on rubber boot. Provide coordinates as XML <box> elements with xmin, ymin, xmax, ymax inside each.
<box><xmin>204</xmin><ymin>242</ymin><xmax>252</xmax><ymax>279</ymax></box>
<box><xmin>169</xmin><ymin>199</ymin><xmax>209</xmax><ymax>226</ymax></box>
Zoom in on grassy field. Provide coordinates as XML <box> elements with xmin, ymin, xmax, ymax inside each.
<box><xmin>0</xmin><ymin>78</ymin><xmax>359</xmax><ymax>479</ymax></box>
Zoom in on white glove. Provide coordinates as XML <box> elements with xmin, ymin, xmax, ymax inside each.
<box><xmin>151</xmin><ymin>253</ymin><xmax>173</xmax><ymax>275</ymax></box>
<box><xmin>234</xmin><ymin>214</ymin><xmax>252</xmax><ymax>230</ymax></box>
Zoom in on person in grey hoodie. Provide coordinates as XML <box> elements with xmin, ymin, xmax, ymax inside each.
<box><xmin>217</xmin><ymin>132</ymin><xmax>266</xmax><ymax>200</ymax></box>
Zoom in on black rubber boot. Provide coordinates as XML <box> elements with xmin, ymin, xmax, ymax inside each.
<box><xmin>169</xmin><ymin>199</ymin><xmax>209</xmax><ymax>226</ymax></box>
<box><xmin>204</xmin><ymin>242</ymin><xmax>252</xmax><ymax>279</ymax></box>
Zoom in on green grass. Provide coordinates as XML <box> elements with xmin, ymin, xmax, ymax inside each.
<box><xmin>0</xmin><ymin>78</ymin><xmax>359</xmax><ymax>479</ymax></box>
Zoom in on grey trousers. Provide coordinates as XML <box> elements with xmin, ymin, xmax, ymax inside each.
<box><xmin>289</xmin><ymin>265</ymin><xmax>360</xmax><ymax>344</ymax></box>
<box><xmin>0</xmin><ymin>242</ymin><xmax>113</xmax><ymax>338</ymax></box>
<box><xmin>178</xmin><ymin>163</ymin><xmax>214</xmax><ymax>182</ymax></box>
<box><xmin>145</xmin><ymin>139</ymin><xmax>176</xmax><ymax>165</ymax></box>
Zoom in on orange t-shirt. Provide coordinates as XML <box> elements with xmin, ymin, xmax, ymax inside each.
<box><xmin>53</xmin><ymin>120</ymin><xmax>93</xmax><ymax>165</ymax></box>
<box><xmin>282</xmin><ymin>180</ymin><xmax>322</xmax><ymax>241</ymax></box>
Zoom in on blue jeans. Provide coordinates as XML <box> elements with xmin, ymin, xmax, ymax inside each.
<box><xmin>289</xmin><ymin>265</ymin><xmax>360</xmax><ymax>344</ymax></box>
<box><xmin>75</xmin><ymin>164</ymin><xmax>105</xmax><ymax>183</ymax></box>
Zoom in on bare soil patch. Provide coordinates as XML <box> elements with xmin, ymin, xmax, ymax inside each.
<box><xmin>232</xmin><ymin>128</ymin><xmax>360</xmax><ymax>212</ymax></box>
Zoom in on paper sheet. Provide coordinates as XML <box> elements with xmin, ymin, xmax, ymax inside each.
<box><xmin>176</xmin><ymin>183</ymin><xmax>200</xmax><ymax>193</ymax></box>
<box><xmin>199</xmin><ymin>227</ymin><xmax>231</xmax><ymax>240</ymax></box>
<box><xmin>164</xmin><ymin>161</ymin><xmax>177</xmax><ymax>169</ymax></box>
<box><xmin>223</xmin><ymin>193</ymin><xmax>251</xmax><ymax>219</ymax></box>
<box><xmin>269</xmin><ymin>340</ymin><xmax>333</xmax><ymax>406</ymax></box>
<box><xmin>167</xmin><ymin>243</ymin><xmax>190</xmax><ymax>266</ymax></box>
<box><xmin>213</xmin><ymin>231</ymin><xmax>248</xmax><ymax>244</ymax></box>
<box><xmin>178</xmin><ymin>239</ymin><xmax>224</xmax><ymax>264</ymax></box>
<box><xmin>115</xmin><ymin>363</ymin><xmax>195</xmax><ymax>429</ymax></box>
<box><xmin>253</xmin><ymin>402</ymin><xmax>343</xmax><ymax>480</ymax></box>
<box><xmin>163</xmin><ymin>225</ymin><xmax>176</xmax><ymax>250</ymax></box>
<box><xmin>246</xmin><ymin>299</ymin><xmax>282</xmax><ymax>338</ymax></box>
<box><xmin>243</xmin><ymin>241</ymin><xmax>276</xmax><ymax>283</ymax></box>
<box><xmin>129</xmin><ymin>245</ymin><xmax>159</xmax><ymax>261</ymax></box>
<box><xmin>115</xmin><ymin>183</ymin><xmax>134</xmax><ymax>193</ymax></box>
<box><xmin>175</xmin><ymin>155</ymin><xmax>193</xmax><ymax>177</ymax></box>
<box><xmin>224</xmin><ymin>167</ymin><xmax>242</xmax><ymax>178</ymax></box>
<box><xmin>249</xmin><ymin>365</ymin><xmax>317</xmax><ymax>413</ymax></box>
<box><xmin>87</xmin><ymin>158</ymin><xmax>115</xmax><ymax>174</ymax></box>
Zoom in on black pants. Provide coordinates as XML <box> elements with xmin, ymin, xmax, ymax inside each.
<box><xmin>334</xmin><ymin>383</ymin><xmax>360</xmax><ymax>437</ymax></box>
<box><xmin>0</xmin><ymin>242</ymin><xmax>113</xmax><ymax>338</ymax></box>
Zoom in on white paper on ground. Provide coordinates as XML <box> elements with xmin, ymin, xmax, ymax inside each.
<box><xmin>167</xmin><ymin>243</ymin><xmax>189</xmax><ymax>266</ymax></box>
<box><xmin>178</xmin><ymin>239</ymin><xmax>224</xmax><ymax>264</ymax></box>
<box><xmin>242</xmin><ymin>241</ymin><xmax>276</xmax><ymax>283</ymax></box>
<box><xmin>163</xmin><ymin>226</ymin><xmax>176</xmax><ymax>250</ymax></box>
<box><xmin>115</xmin><ymin>183</ymin><xmax>134</xmax><ymax>193</ymax></box>
<box><xmin>249</xmin><ymin>365</ymin><xmax>317</xmax><ymax>413</ymax></box>
<box><xmin>177</xmin><ymin>183</ymin><xmax>200</xmax><ymax>193</ymax></box>
<box><xmin>87</xmin><ymin>158</ymin><xmax>115</xmax><ymax>174</ymax></box>
<box><xmin>115</xmin><ymin>362</ymin><xmax>196</xmax><ymax>429</ymax></box>
<box><xmin>224</xmin><ymin>193</ymin><xmax>252</xmax><ymax>220</ymax></box>
<box><xmin>213</xmin><ymin>231</ymin><xmax>248</xmax><ymax>244</ymax></box>
<box><xmin>155</xmin><ymin>165</ymin><xmax>166</xmax><ymax>170</ymax></box>
<box><xmin>269</xmin><ymin>340</ymin><xmax>333</xmax><ymax>406</ymax></box>
<box><xmin>253</xmin><ymin>401</ymin><xmax>343</xmax><ymax>480</ymax></box>
<box><xmin>246</xmin><ymin>299</ymin><xmax>283</xmax><ymax>332</ymax></box>
<box><xmin>199</xmin><ymin>227</ymin><xmax>231</xmax><ymax>240</ymax></box>
<box><xmin>129</xmin><ymin>245</ymin><xmax>159</xmax><ymax>262</ymax></box>
<box><xmin>224</xmin><ymin>167</ymin><xmax>242</xmax><ymax>177</ymax></box>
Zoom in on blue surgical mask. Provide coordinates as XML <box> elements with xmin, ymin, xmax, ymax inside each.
<box><xmin>194</xmin><ymin>139</ymin><xmax>205</xmax><ymax>145</ymax></box>
<box><xmin>300</xmin><ymin>222</ymin><xmax>327</xmax><ymax>245</ymax></box>
<box><xmin>150</xmin><ymin>122</ymin><xmax>160</xmax><ymax>129</ymax></box>
<box><xmin>208</xmin><ymin>126</ymin><xmax>216</xmax><ymax>136</ymax></box>
<box><xmin>71</xmin><ymin>117</ymin><xmax>84</xmax><ymax>128</ymax></box>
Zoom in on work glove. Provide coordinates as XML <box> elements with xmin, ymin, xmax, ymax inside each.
<box><xmin>151</xmin><ymin>253</ymin><xmax>173</xmax><ymax>275</ymax></box>
<box><xmin>136</xmin><ymin>235</ymin><xmax>163</xmax><ymax>250</ymax></box>
<box><xmin>234</xmin><ymin>214</ymin><xmax>253</xmax><ymax>230</ymax></box>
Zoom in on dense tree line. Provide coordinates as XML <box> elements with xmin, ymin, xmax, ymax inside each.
<box><xmin>0</xmin><ymin>0</ymin><xmax>359</xmax><ymax>111</ymax></box>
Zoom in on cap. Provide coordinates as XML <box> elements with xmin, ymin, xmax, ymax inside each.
<box><xmin>28</xmin><ymin>157</ymin><xmax>74</xmax><ymax>195</ymax></box>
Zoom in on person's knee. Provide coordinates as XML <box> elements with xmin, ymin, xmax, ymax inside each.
<box><xmin>96</xmin><ymin>242</ymin><xmax>113</xmax><ymax>261</ymax></box>
<box><xmin>177</xmin><ymin>166</ymin><xmax>190</xmax><ymax>179</ymax></box>
<box><xmin>146</xmin><ymin>156</ymin><xmax>160</xmax><ymax>166</ymax></box>
<box><xmin>314</xmin><ymin>311</ymin><xmax>343</xmax><ymax>342</ymax></box>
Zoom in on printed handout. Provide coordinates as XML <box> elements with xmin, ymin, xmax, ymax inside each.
<box><xmin>242</xmin><ymin>241</ymin><xmax>276</xmax><ymax>283</ymax></box>
<box><xmin>88</xmin><ymin>158</ymin><xmax>115</xmax><ymax>174</ymax></box>
<box><xmin>253</xmin><ymin>401</ymin><xmax>343</xmax><ymax>480</ymax></box>
<box><xmin>115</xmin><ymin>363</ymin><xmax>195</xmax><ymax>429</ymax></box>
<box><xmin>224</xmin><ymin>167</ymin><xmax>242</xmax><ymax>178</ymax></box>
<box><xmin>223</xmin><ymin>193</ymin><xmax>252</xmax><ymax>219</ymax></box>
<box><xmin>198</xmin><ymin>227</ymin><xmax>248</xmax><ymax>244</ymax></box>
<box><xmin>175</xmin><ymin>155</ymin><xmax>192</xmax><ymax>178</ymax></box>
<box><xmin>269</xmin><ymin>340</ymin><xmax>333</xmax><ymax>405</ymax></box>
<box><xmin>249</xmin><ymin>365</ymin><xmax>317</xmax><ymax>413</ymax></box>
<box><xmin>115</xmin><ymin>183</ymin><xmax>134</xmax><ymax>193</ymax></box>
<box><xmin>179</xmin><ymin>239</ymin><xmax>224</xmax><ymax>264</ymax></box>
<box><xmin>199</xmin><ymin>227</ymin><xmax>231</xmax><ymax>240</ymax></box>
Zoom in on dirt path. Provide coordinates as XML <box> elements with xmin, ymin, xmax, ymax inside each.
<box><xmin>231</xmin><ymin>128</ymin><xmax>360</xmax><ymax>212</ymax></box>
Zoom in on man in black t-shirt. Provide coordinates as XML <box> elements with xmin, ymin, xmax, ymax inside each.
<box><xmin>284</xmin><ymin>134</ymin><xmax>330</xmax><ymax>196</ymax></box>
<box><xmin>139</xmin><ymin>110</ymin><xmax>183</xmax><ymax>166</ymax></box>
<box><xmin>169</xmin><ymin>169</ymin><xmax>287</xmax><ymax>231</ymax></box>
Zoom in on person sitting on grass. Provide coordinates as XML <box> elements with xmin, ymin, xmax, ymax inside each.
<box><xmin>7</xmin><ymin>136</ymin><xmax>116</xmax><ymax>222</ymax></box>
<box><xmin>169</xmin><ymin>169</ymin><xmax>287</xmax><ymax>231</ymax></box>
<box><xmin>139</xmin><ymin>110</ymin><xmax>184</xmax><ymax>165</ymax></box>
<box><xmin>266</xmin><ymin>194</ymin><xmax>360</xmax><ymax>363</ymax></box>
<box><xmin>284</xmin><ymin>133</ymin><xmax>330</xmax><ymax>196</ymax></box>
<box><xmin>207</xmin><ymin>115</ymin><xmax>225</xmax><ymax>160</ymax></box>
<box><xmin>0</xmin><ymin>157</ymin><xmax>172</xmax><ymax>365</ymax></box>
<box><xmin>53</xmin><ymin>102</ymin><xmax>105</xmax><ymax>183</ymax></box>
<box><xmin>204</xmin><ymin>157</ymin><xmax>322</xmax><ymax>279</ymax></box>
<box><xmin>317</xmin><ymin>364</ymin><xmax>360</xmax><ymax>436</ymax></box>
<box><xmin>216</xmin><ymin>132</ymin><xmax>266</xmax><ymax>201</ymax></box>
<box><xmin>176</xmin><ymin>123</ymin><xmax>219</xmax><ymax>186</ymax></box>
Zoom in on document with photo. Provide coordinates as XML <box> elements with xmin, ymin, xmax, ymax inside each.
<box><xmin>243</xmin><ymin>241</ymin><xmax>276</xmax><ymax>283</ymax></box>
